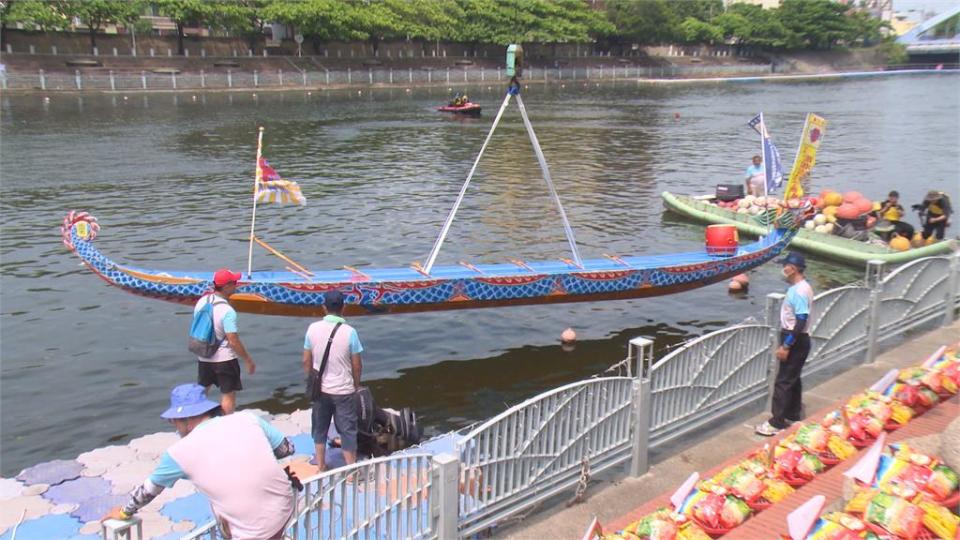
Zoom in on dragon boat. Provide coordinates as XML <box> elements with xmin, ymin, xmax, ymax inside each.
<box><xmin>61</xmin><ymin>211</ymin><xmax>796</xmax><ymax>317</ymax></box>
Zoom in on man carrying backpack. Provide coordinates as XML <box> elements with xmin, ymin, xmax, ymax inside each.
<box><xmin>193</xmin><ymin>268</ymin><xmax>255</xmax><ymax>414</ymax></box>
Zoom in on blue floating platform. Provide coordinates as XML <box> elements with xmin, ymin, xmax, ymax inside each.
<box><xmin>16</xmin><ymin>460</ymin><xmax>83</xmax><ymax>487</ymax></box>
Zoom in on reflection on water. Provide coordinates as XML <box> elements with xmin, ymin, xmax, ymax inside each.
<box><xmin>1</xmin><ymin>75</ymin><xmax>957</xmax><ymax>475</ymax></box>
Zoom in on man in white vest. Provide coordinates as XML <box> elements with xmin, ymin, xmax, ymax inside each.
<box><xmin>103</xmin><ymin>384</ymin><xmax>297</xmax><ymax>539</ymax></box>
<box><xmin>303</xmin><ymin>290</ymin><xmax>363</xmax><ymax>470</ymax></box>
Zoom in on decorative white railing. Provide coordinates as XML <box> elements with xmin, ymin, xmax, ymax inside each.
<box><xmin>455</xmin><ymin>376</ymin><xmax>635</xmax><ymax>536</ymax></box>
<box><xmin>647</xmin><ymin>324</ymin><xmax>771</xmax><ymax>448</ymax></box>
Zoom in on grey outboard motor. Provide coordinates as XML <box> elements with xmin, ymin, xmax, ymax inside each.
<box><xmin>354</xmin><ymin>387</ymin><xmax>421</xmax><ymax>457</ymax></box>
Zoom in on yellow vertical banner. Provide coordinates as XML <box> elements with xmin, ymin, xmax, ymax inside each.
<box><xmin>784</xmin><ymin>113</ymin><xmax>827</xmax><ymax>200</ymax></box>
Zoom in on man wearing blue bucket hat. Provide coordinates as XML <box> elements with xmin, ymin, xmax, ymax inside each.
<box><xmin>103</xmin><ymin>384</ymin><xmax>297</xmax><ymax>538</ymax></box>
<box><xmin>756</xmin><ymin>252</ymin><xmax>815</xmax><ymax>437</ymax></box>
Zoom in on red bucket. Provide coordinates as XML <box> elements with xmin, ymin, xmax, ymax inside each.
<box><xmin>706</xmin><ymin>224</ymin><xmax>739</xmax><ymax>257</ymax></box>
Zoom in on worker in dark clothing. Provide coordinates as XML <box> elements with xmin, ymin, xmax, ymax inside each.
<box><xmin>913</xmin><ymin>190</ymin><xmax>952</xmax><ymax>241</ymax></box>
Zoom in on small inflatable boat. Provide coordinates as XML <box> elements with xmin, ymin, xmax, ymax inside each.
<box><xmin>438</xmin><ymin>102</ymin><xmax>482</xmax><ymax>115</ymax></box>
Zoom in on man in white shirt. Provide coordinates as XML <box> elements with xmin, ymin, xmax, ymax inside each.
<box><xmin>303</xmin><ymin>290</ymin><xmax>363</xmax><ymax>470</ymax></box>
<box><xmin>744</xmin><ymin>154</ymin><xmax>765</xmax><ymax>196</ymax></box>
<box><xmin>103</xmin><ymin>384</ymin><xmax>296</xmax><ymax>539</ymax></box>
<box><xmin>194</xmin><ymin>268</ymin><xmax>256</xmax><ymax>414</ymax></box>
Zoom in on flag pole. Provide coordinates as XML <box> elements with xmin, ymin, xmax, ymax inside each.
<box><xmin>246</xmin><ymin>127</ymin><xmax>264</xmax><ymax>278</ymax></box>
<box><xmin>760</xmin><ymin>113</ymin><xmax>768</xmax><ymax>201</ymax></box>
<box><xmin>760</xmin><ymin>113</ymin><xmax>772</xmax><ymax>232</ymax></box>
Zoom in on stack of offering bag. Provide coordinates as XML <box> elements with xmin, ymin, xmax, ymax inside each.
<box><xmin>679</xmin><ymin>485</ymin><xmax>753</xmax><ymax>533</ymax></box>
<box><xmin>869</xmin><ymin>445</ymin><xmax>960</xmax><ymax>504</ymax></box>
<box><xmin>844</xmin><ymin>490</ymin><xmax>958</xmax><ymax>539</ymax></box>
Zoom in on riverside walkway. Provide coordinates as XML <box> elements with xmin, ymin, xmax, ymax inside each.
<box><xmin>502</xmin><ymin>321</ymin><xmax>960</xmax><ymax>539</ymax></box>
<box><xmin>0</xmin><ymin>326</ymin><xmax>956</xmax><ymax>539</ymax></box>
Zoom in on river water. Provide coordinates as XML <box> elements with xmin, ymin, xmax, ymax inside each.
<box><xmin>1</xmin><ymin>74</ymin><xmax>957</xmax><ymax>476</ymax></box>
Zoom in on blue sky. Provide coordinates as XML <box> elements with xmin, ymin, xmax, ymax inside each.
<box><xmin>894</xmin><ymin>0</ymin><xmax>959</xmax><ymax>15</ymax></box>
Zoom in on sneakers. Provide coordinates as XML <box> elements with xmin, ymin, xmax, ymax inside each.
<box><xmin>754</xmin><ymin>420</ymin><xmax>782</xmax><ymax>437</ymax></box>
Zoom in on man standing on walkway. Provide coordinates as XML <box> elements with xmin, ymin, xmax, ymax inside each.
<box><xmin>102</xmin><ymin>384</ymin><xmax>297</xmax><ymax>539</ymax></box>
<box><xmin>196</xmin><ymin>268</ymin><xmax>256</xmax><ymax>414</ymax></box>
<box><xmin>303</xmin><ymin>290</ymin><xmax>363</xmax><ymax>470</ymax></box>
<box><xmin>756</xmin><ymin>252</ymin><xmax>814</xmax><ymax>436</ymax></box>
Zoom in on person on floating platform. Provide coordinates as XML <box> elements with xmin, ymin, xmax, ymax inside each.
<box><xmin>450</xmin><ymin>92</ymin><xmax>464</xmax><ymax>106</ymax></box>
<box><xmin>756</xmin><ymin>252</ymin><xmax>814</xmax><ymax>437</ymax></box>
<box><xmin>193</xmin><ymin>268</ymin><xmax>256</xmax><ymax>415</ymax></box>
<box><xmin>873</xmin><ymin>190</ymin><xmax>914</xmax><ymax>240</ymax></box>
<box><xmin>103</xmin><ymin>384</ymin><xmax>298</xmax><ymax>539</ymax></box>
<box><xmin>304</xmin><ymin>290</ymin><xmax>363</xmax><ymax>472</ymax></box>
<box><xmin>744</xmin><ymin>154</ymin><xmax>765</xmax><ymax>197</ymax></box>
<box><xmin>914</xmin><ymin>189</ymin><xmax>953</xmax><ymax>241</ymax></box>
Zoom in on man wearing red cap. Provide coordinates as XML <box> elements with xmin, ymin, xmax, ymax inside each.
<box><xmin>194</xmin><ymin>268</ymin><xmax>256</xmax><ymax>414</ymax></box>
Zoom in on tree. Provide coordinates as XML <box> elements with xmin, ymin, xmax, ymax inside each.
<box><xmin>213</xmin><ymin>0</ymin><xmax>271</xmax><ymax>55</ymax></box>
<box><xmin>680</xmin><ymin>17</ymin><xmax>722</xmax><ymax>45</ymax></box>
<box><xmin>672</xmin><ymin>0</ymin><xmax>723</xmax><ymax>24</ymax></box>
<box><xmin>844</xmin><ymin>10</ymin><xmax>888</xmax><ymax>46</ymax></box>
<box><xmin>154</xmin><ymin>0</ymin><xmax>212</xmax><ymax>55</ymax></box>
<box><xmin>60</xmin><ymin>0</ymin><xmax>142</xmax><ymax>54</ymax></box>
<box><xmin>345</xmin><ymin>0</ymin><xmax>402</xmax><ymax>56</ymax></box>
<box><xmin>1</xmin><ymin>0</ymin><xmax>67</xmax><ymax>34</ymax></box>
<box><xmin>776</xmin><ymin>0</ymin><xmax>851</xmax><ymax>50</ymax></box>
<box><xmin>606</xmin><ymin>0</ymin><xmax>681</xmax><ymax>45</ymax></box>
<box><xmin>262</xmin><ymin>0</ymin><xmax>361</xmax><ymax>49</ymax></box>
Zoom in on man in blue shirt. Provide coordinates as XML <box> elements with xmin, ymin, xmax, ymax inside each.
<box><xmin>745</xmin><ymin>155</ymin><xmax>765</xmax><ymax>197</ymax></box>
<box><xmin>756</xmin><ymin>252</ymin><xmax>815</xmax><ymax>436</ymax></box>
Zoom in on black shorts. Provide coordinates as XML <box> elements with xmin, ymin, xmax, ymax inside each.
<box><xmin>198</xmin><ymin>359</ymin><xmax>243</xmax><ymax>393</ymax></box>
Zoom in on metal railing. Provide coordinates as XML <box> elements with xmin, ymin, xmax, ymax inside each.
<box><xmin>1</xmin><ymin>64</ymin><xmax>775</xmax><ymax>92</ymax></box>
<box><xmin>287</xmin><ymin>453</ymin><xmax>439</xmax><ymax>540</ymax></box>
<box><xmin>646</xmin><ymin>324</ymin><xmax>771</xmax><ymax>449</ymax></box>
<box><xmin>455</xmin><ymin>376</ymin><xmax>636</xmax><ymax>536</ymax></box>
<box><xmin>102</xmin><ymin>252</ymin><xmax>958</xmax><ymax>540</ymax></box>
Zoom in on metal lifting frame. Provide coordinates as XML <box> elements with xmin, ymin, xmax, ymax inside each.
<box><xmin>423</xmin><ymin>86</ymin><xmax>582</xmax><ymax>274</ymax></box>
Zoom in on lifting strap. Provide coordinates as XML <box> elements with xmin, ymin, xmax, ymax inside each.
<box><xmin>423</xmin><ymin>84</ymin><xmax>582</xmax><ymax>274</ymax></box>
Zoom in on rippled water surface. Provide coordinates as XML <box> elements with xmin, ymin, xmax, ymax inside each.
<box><xmin>2</xmin><ymin>75</ymin><xmax>958</xmax><ymax>475</ymax></box>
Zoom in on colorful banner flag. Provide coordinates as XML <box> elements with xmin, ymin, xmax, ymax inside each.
<box><xmin>748</xmin><ymin>113</ymin><xmax>785</xmax><ymax>193</ymax></box>
<box><xmin>784</xmin><ymin>113</ymin><xmax>827</xmax><ymax>200</ymax></box>
<box><xmin>255</xmin><ymin>157</ymin><xmax>306</xmax><ymax>206</ymax></box>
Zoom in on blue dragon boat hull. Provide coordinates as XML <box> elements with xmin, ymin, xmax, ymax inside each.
<box><xmin>62</xmin><ymin>211</ymin><xmax>795</xmax><ymax>317</ymax></box>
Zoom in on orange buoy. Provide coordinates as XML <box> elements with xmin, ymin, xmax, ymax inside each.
<box><xmin>706</xmin><ymin>224</ymin><xmax>739</xmax><ymax>257</ymax></box>
<box><xmin>889</xmin><ymin>236</ymin><xmax>911</xmax><ymax>251</ymax></box>
<box><xmin>854</xmin><ymin>198</ymin><xmax>873</xmax><ymax>214</ymax></box>
<box><xmin>836</xmin><ymin>203</ymin><xmax>861</xmax><ymax>220</ymax></box>
<box><xmin>843</xmin><ymin>191</ymin><xmax>863</xmax><ymax>203</ymax></box>
<box><xmin>822</xmin><ymin>191</ymin><xmax>843</xmax><ymax>207</ymax></box>
<box><xmin>911</xmin><ymin>232</ymin><xmax>925</xmax><ymax>247</ymax></box>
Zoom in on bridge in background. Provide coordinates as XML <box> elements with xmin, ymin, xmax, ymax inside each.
<box><xmin>897</xmin><ymin>4</ymin><xmax>960</xmax><ymax>59</ymax></box>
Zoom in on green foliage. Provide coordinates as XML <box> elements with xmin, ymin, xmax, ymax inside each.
<box><xmin>2</xmin><ymin>0</ymin><xmax>896</xmax><ymax>54</ymax></box>
<box><xmin>680</xmin><ymin>17</ymin><xmax>721</xmax><ymax>44</ymax></box>
<box><xmin>154</xmin><ymin>0</ymin><xmax>213</xmax><ymax>54</ymax></box>
<box><xmin>777</xmin><ymin>0</ymin><xmax>851</xmax><ymax>50</ymax></box>
<box><xmin>875</xmin><ymin>40</ymin><xmax>908</xmax><ymax>64</ymax></box>
<box><xmin>1</xmin><ymin>0</ymin><xmax>68</xmax><ymax>30</ymax></box>
<box><xmin>606</xmin><ymin>0</ymin><xmax>680</xmax><ymax>44</ymax></box>
<box><xmin>60</xmin><ymin>0</ymin><xmax>142</xmax><ymax>51</ymax></box>
<box><xmin>153</xmin><ymin>0</ymin><xmax>212</xmax><ymax>28</ymax></box>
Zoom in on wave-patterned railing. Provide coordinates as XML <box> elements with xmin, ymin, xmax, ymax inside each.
<box><xmin>647</xmin><ymin>324</ymin><xmax>771</xmax><ymax>448</ymax></box>
<box><xmin>455</xmin><ymin>376</ymin><xmax>635</xmax><ymax>536</ymax></box>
